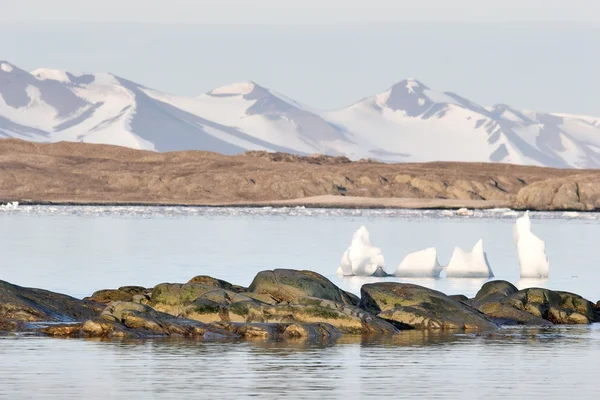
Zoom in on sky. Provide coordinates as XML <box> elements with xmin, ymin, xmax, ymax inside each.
<box><xmin>1</xmin><ymin>0</ymin><xmax>599</xmax><ymax>115</ymax></box>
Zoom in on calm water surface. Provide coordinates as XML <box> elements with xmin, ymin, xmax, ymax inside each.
<box><xmin>0</xmin><ymin>206</ymin><xmax>599</xmax><ymax>399</ymax></box>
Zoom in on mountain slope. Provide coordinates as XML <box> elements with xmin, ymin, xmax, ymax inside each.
<box><xmin>0</xmin><ymin>61</ymin><xmax>599</xmax><ymax>168</ymax></box>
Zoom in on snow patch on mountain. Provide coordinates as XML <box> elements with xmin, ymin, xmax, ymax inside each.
<box><xmin>0</xmin><ymin>61</ymin><xmax>599</xmax><ymax>168</ymax></box>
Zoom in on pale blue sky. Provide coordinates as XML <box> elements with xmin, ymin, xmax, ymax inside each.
<box><xmin>1</xmin><ymin>1</ymin><xmax>599</xmax><ymax>115</ymax></box>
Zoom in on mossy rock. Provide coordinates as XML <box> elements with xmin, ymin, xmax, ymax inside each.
<box><xmin>472</xmin><ymin>280</ymin><xmax>518</xmax><ymax>306</ymax></box>
<box><xmin>187</xmin><ymin>276</ymin><xmax>246</xmax><ymax>293</ymax></box>
<box><xmin>359</xmin><ymin>283</ymin><xmax>497</xmax><ymax>331</ymax></box>
<box><xmin>503</xmin><ymin>288</ymin><xmax>596</xmax><ymax>324</ymax></box>
<box><xmin>248</xmin><ymin>269</ymin><xmax>356</xmax><ymax>305</ymax></box>
<box><xmin>225</xmin><ymin>298</ymin><xmax>397</xmax><ymax>335</ymax></box>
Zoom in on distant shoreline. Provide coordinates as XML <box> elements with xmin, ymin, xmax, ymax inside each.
<box><xmin>2</xmin><ymin>139</ymin><xmax>600</xmax><ymax>212</ymax></box>
<box><xmin>1</xmin><ymin>195</ymin><xmax>519</xmax><ymax>210</ymax></box>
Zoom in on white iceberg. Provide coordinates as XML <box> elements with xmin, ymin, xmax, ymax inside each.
<box><xmin>394</xmin><ymin>247</ymin><xmax>443</xmax><ymax>277</ymax></box>
<box><xmin>0</xmin><ymin>201</ymin><xmax>19</xmax><ymax>210</ymax></box>
<box><xmin>456</xmin><ymin>207</ymin><xmax>474</xmax><ymax>216</ymax></box>
<box><xmin>445</xmin><ymin>239</ymin><xmax>494</xmax><ymax>278</ymax></box>
<box><xmin>514</xmin><ymin>211</ymin><xmax>549</xmax><ymax>278</ymax></box>
<box><xmin>337</xmin><ymin>226</ymin><xmax>386</xmax><ymax>276</ymax></box>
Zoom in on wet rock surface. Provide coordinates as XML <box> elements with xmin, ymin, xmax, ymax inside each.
<box><xmin>1</xmin><ymin>273</ymin><xmax>597</xmax><ymax>342</ymax></box>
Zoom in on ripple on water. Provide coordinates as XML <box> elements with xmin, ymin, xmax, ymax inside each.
<box><xmin>0</xmin><ymin>326</ymin><xmax>599</xmax><ymax>399</ymax></box>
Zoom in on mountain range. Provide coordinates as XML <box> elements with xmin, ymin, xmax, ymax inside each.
<box><xmin>1</xmin><ymin>60</ymin><xmax>599</xmax><ymax>168</ymax></box>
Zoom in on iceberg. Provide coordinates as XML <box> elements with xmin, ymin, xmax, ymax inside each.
<box><xmin>337</xmin><ymin>226</ymin><xmax>386</xmax><ymax>276</ymax></box>
<box><xmin>0</xmin><ymin>201</ymin><xmax>19</xmax><ymax>210</ymax></box>
<box><xmin>394</xmin><ymin>247</ymin><xmax>443</xmax><ymax>278</ymax></box>
<box><xmin>445</xmin><ymin>239</ymin><xmax>494</xmax><ymax>278</ymax></box>
<box><xmin>514</xmin><ymin>211</ymin><xmax>549</xmax><ymax>278</ymax></box>
<box><xmin>456</xmin><ymin>207</ymin><xmax>474</xmax><ymax>216</ymax></box>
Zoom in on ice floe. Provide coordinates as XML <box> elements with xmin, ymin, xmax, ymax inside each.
<box><xmin>337</xmin><ymin>226</ymin><xmax>386</xmax><ymax>276</ymax></box>
<box><xmin>445</xmin><ymin>239</ymin><xmax>494</xmax><ymax>278</ymax></box>
<box><xmin>514</xmin><ymin>211</ymin><xmax>549</xmax><ymax>278</ymax></box>
<box><xmin>394</xmin><ymin>247</ymin><xmax>443</xmax><ymax>278</ymax></box>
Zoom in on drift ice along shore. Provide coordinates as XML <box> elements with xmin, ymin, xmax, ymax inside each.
<box><xmin>337</xmin><ymin>226</ymin><xmax>386</xmax><ymax>276</ymax></box>
<box><xmin>394</xmin><ymin>247</ymin><xmax>443</xmax><ymax>278</ymax></box>
<box><xmin>515</xmin><ymin>211</ymin><xmax>550</xmax><ymax>278</ymax></box>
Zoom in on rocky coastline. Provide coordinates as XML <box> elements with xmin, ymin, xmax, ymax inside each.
<box><xmin>2</xmin><ymin>269</ymin><xmax>598</xmax><ymax>342</ymax></box>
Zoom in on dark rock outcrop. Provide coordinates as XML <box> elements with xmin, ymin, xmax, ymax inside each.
<box><xmin>0</xmin><ymin>280</ymin><xmax>102</xmax><ymax>324</ymax></box>
<box><xmin>359</xmin><ymin>283</ymin><xmax>497</xmax><ymax>331</ymax></box>
<box><xmin>504</xmin><ymin>289</ymin><xmax>596</xmax><ymax>324</ymax></box>
<box><xmin>84</xmin><ymin>286</ymin><xmax>150</xmax><ymax>304</ymax></box>
<box><xmin>248</xmin><ymin>269</ymin><xmax>357</xmax><ymax>305</ymax></box>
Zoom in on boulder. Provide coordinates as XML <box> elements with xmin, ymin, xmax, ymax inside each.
<box><xmin>471</xmin><ymin>280</ymin><xmax>518</xmax><ymax>306</ymax></box>
<box><xmin>45</xmin><ymin>301</ymin><xmax>239</xmax><ymax>340</ymax></box>
<box><xmin>248</xmin><ymin>269</ymin><xmax>357</xmax><ymax>304</ymax></box>
<box><xmin>85</xmin><ymin>286</ymin><xmax>149</xmax><ymax>304</ymax></box>
<box><xmin>504</xmin><ymin>288</ymin><xmax>596</xmax><ymax>324</ymax></box>
<box><xmin>477</xmin><ymin>302</ymin><xmax>552</xmax><ymax>326</ymax></box>
<box><xmin>148</xmin><ymin>283</ymin><xmax>261</xmax><ymax>318</ymax></box>
<box><xmin>359</xmin><ymin>283</ymin><xmax>497</xmax><ymax>331</ymax></box>
<box><xmin>187</xmin><ymin>276</ymin><xmax>246</xmax><ymax>293</ymax></box>
<box><xmin>0</xmin><ymin>280</ymin><xmax>102</xmax><ymax>325</ymax></box>
<box><xmin>236</xmin><ymin>297</ymin><xmax>398</xmax><ymax>335</ymax></box>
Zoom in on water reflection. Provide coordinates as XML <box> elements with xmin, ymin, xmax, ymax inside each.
<box><xmin>1</xmin><ymin>325</ymin><xmax>599</xmax><ymax>399</ymax></box>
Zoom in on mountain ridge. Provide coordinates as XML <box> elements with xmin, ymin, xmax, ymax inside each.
<box><xmin>1</xmin><ymin>60</ymin><xmax>599</xmax><ymax>168</ymax></box>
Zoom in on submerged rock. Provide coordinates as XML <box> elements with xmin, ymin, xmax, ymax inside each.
<box><xmin>359</xmin><ymin>282</ymin><xmax>497</xmax><ymax>331</ymax></box>
<box><xmin>213</xmin><ymin>321</ymin><xmax>342</xmax><ymax>341</ymax></box>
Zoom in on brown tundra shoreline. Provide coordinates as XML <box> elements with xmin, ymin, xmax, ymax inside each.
<box><xmin>1</xmin><ymin>139</ymin><xmax>599</xmax><ymax>211</ymax></box>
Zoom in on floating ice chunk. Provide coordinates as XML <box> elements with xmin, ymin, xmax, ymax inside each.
<box><xmin>514</xmin><ymin>211</ymin><xmax>549</xmax><ymax>278</ymax></box>
<box><xmin>394</xmin><ymin>247</ymin><xmax>442</xmax><ymax>277</ymax></box>
<box><xmin>456</xmin><ymin>208</ymin><xmax>474</xmax><ymax>216</ymax></box>
<box><xmin>445</xmin><ymin>239</ymin><xmax>494</xmax><ymax>278</ymax></box>
<box><xmin>0</xmin><ymin>201</ymin><xmax>19</xmax><ymax>210</ymax></box>
<box><xmin>338</xmin><ymin>226</ymin><xmax>386</xmax><ymax>276</ymax></box>
<box><xmin>562</xmin><ymin>211</ymin><xmax>580</xmax><ymax>218</ymax></box>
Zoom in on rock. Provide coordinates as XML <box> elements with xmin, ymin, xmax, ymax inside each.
<box><xmin>472</xmin><ymin>280</ymin><xmax>518</xmax><ymax>305</ymax></box>
<box><xmin>448</xmin><ymin>294</ymin><xmax>469</xmax><ymax>302</ymax></box>
<box><xmin>515</xmin><ymin>176</ymin><xmax>600</xmax><ymax>211</ymax></box>
<box><xmin>359</xmin><ymin>283</ymin><xmax>497</xmax><ymax>331</ymax></box>
<box><xmin>344</xmin><ymin>291</ymin><xmax>361</xmax><ymax>306</ymax></box>
<box><xmin>43</xmin><ymin>323</ymin><xmax>85</xmax><ymax>337</ymax></box>
<box><xmin>85</xmin><ymin>286</ymin><xmax>149</xmax><ymax>304</ymax></box>
<box><xmin>187</xmin><ymin>276</ymin><xmax>246</xmax><ymax>293</ymax></box>
<box><xmin>213</xmin><ymin>321</ymin><xmax>342</xmax><ymax>341</ymax></box>
<box><xmin>467</xmin><ymin>280</ymin><xmax>550</xmax><ymax>325</ymax></box>
<box><xmin>0</xmin><ymin>280</ymin><xmax>102</xmax><ymax>323</ymax></box>
<box><xmin>477</xmin><ymin>302</ymin><xmax>552</xmax><ymax>326</ymax></box>
<box><xmin>148</xmin><ymin>283</ymin><xmax>264</xmax><ymax>323</ymax></box>
<box><xmin>44</xmin><ymin>302</ymin><xmax>240</xmax><ymax>339</ymax></box>
<box><xmin>505</xmin><ymin>288</ymin><xmax>596</xmax><ymax>324</ymax></box>
<box><xmin>248</xmin><ymin>269</ymin><xmax>357</xmax><ymax>305</ymax></box>
<box><xmin>225</xmin><ymin>297</ymin><xmax>398</xmax><ymax>335</ymax></box>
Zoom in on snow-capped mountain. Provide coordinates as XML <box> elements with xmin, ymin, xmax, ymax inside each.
<box><xmin>1</xmin><ymin>60</ymin><xmax>599</xmax><ymax>168</ymax></box>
